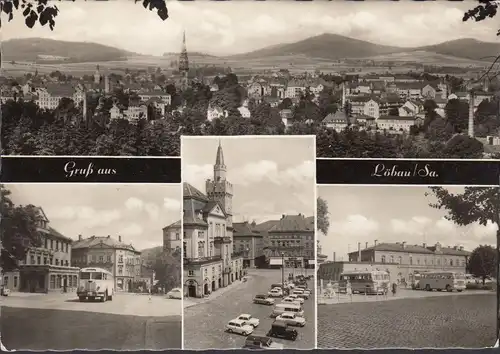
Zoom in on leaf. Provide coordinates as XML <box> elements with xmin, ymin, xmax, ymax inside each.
<box><xmin>13</xmin><ymin>0</ymin><xmax>19</xmax><ymax>9</ymax></box>
<box><xmin>25</xmin><ymin>12</ymin><xmax>38</xmax><ymax>28</ymax></box>
<box><xmin>142</xmin><ymin>0</ymin><xmax>150</xmax><ymax>9</ymax></box>
<box><xmin>157</xmin><ymin>7</ymin><xmax>168</xmax><ymax>21</ymax></box>
<box><xmin>9</xmin><ymin>12</ymin><xmax>13</xmax><ymax>21</ymax></box>
<box><xmin>2</xmin><ymin>1</ymin><xmax>13</xmax><ymax>14</ymax></box>
<box><xmin>22</xmin><ymin>6</ymin><xmax>30</xmax><ymax>16</ymax></box>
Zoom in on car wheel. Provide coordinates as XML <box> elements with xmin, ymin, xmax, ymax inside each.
<box><xmin>227</xmin><ymin>328</ymin><xmax>232</xmax><ymax>333</ymax></box>
<box><xmin>242</xmin><ymin>331</ymin><xmax>248</xmax><ymax>336</ymax></box>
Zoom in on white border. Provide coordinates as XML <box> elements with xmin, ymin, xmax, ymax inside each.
<box><xmin>180</xmin><ymin>134</ymin><xmax>317</xmax><ymax>350</ymax></box>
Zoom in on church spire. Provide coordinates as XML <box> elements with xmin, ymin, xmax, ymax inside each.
<box><xmin>179</xmin><ymin>30</ymin><xmax>189</xmax><ymax>90</ymax></box>
<box><xmin>214</xmin><ymin>140</ymin><xmax>226</xmax><ymax>181</ymax></box>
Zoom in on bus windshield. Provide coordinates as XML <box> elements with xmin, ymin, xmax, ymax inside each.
<box><xmin>80</xmin><ymin>272</ymin><xmax>103</xmax><ymax>280</ymax></box>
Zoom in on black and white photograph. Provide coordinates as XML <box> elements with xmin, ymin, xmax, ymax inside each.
<box><xmin>2</xmin><ymin>0</ymin><xmax>500</xmax><ymax>158</ymax></box>
<box><xmin>181</xmin><ymin>136</ymin><xmax>316</xmax><ymax>349</ymax></box>
<box><xmin>316</xmin><ymin>185</ymin><xmax>498</xmax><ymax>349</ymax></box>
<box><xmin>1</xmin><ymin>184</ymin><xmax>182</xmax><ymax>350</ymax></box>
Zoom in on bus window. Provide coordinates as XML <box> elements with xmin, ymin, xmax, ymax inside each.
<box><xmin>93</xmin><ymin>273</ymin><xmax>103</xmax><ymax>280</ymax></box>
<box><xmin>81</xmin><ymin>272</ymin><xmax>91</xmax><ymax>280</ymax></box>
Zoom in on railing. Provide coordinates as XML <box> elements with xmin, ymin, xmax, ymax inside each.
<box><xmin>214</xmin><ymin>236</ymin><xmax>232</xmax><ymax>243</ymax></box>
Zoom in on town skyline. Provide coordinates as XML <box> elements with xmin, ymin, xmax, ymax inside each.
<box><xmin>3</xmin><ymin>1</ymin><xmax>499</xmax><ymax>56</ymax></box>
<box><xmin>7</xmin><ymin>184</ymin><xmax>181</xmax><ymax>250</ymax></box>
<box><xmin>182</xmin><ymin>136</ymin><xmax>315</xmax><ymax>224</ymax></box>
<box><xmin>318</xmin><ymin>186</ymin><xmax>497</xmax><ymax>262</ymax></box>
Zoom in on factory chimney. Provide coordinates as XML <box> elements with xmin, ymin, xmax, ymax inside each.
<box><xmin>357</xmin><ymin>242</ymin><xmax>361</xmax><ymax>262</ymax></box>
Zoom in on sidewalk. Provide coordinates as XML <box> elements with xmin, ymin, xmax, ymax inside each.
<box><xmin>183</xmin><ymin>276</ymin><xmax>253</xmax><ymax>309</ymax></box>
<box><xmin>317</xmin><ymin>288</ymin><xmax>494</xmax><ymax>305</ymax></box>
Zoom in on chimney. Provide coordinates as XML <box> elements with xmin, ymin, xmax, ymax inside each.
<box><xmin>422</xmin><ymin>242</ymin><xmax>427</xmax><ymax>248</ymax></box>
<box><xmin>78</xmin><ymin>234</ymin><xmax>82</xmax><ymax>241</ymax></box>
<box><xmin>365</xmin><ymin>242</ymin><xmax>368</xmax><ymax>249</ymax></box>
<box><xmin>402</xmin><ymin>241</ymin><xmax>407</xmax><ymax>249</ymax></box>
<box><xmin>453</xmin><ymin>245</ymin><xmax>458</xmax><ymax>250</ymax></box>
<box><xmin>107</xmin><ymin>235</ymin><xmax>110</xmax><ymax>238</ymax></box>
<box><xmin>118</xmin><ymin>235</ymin><xmax>122</xmax><ymax>243</ymax></box>
<box><xmin>333</xmin><ymin>252</ymin><xmax>336</xmax><ymax>262</ymax></box>
<box><xmin>357</xmin><ymin>242</ymin><xmax>361</xmax><ymax>262</ymax></box>
<box><xmin>468</xmin><ymin>91</ymin><xmax>474</xmax><ymax>138</ymax></box>
<box><xmin>459</xmin><ymin>246</ymin><xmax>464</xmax><ymax>251</ymax></box>
<box><xmin>281</xmin><ymin>214</ymin><xmax>285</xmax><ymax>219</ymax></box>
<box><xmin>374</xmin><ymin>240</ymin><xmax>378</xmax><ymax>247</ymax></box>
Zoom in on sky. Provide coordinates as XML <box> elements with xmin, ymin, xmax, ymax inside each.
<box><xmin>318</xmin><ymin>186</ymin><xmax>498</xmax><ymax>262</ymax></box>
<box><xmin>2</xmin><ymin>0</ymin><xmax>500</xmax><ymax>56</ymax></box>
<box><xmin>182</xmin><ymin>136</ymin><xmax>315</xmax><ymax>223</ymax></box>
<box><xmin>6</xmin><ymin>184</ymin><xmax>181</xmax><ymax>250</ymax></box>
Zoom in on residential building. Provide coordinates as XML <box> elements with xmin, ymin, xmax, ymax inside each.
<box><xmin>322</xmin><ymin>111</ymin><xmax>350</xmax><ymax>132</ymax></box>
<box><xmin>71</xmin><ymin>235</ymin><xmax>142</xmax><ymax>292</ymax></box>
<box><xmin>364</xmin><ymin>98</ymin><xmax>381</xmax><ymax>119</ymax></box>
<box><xmin>280</xmin><ymin>108</ymin><xmax>294</xmax><ymax>128</ymax></box>
<box><xmin>183</xmin><ymin>142</ymin><xmax>244</xmax><ymax>298</ymax></box>
<box><xmin>260</xmin><ymin>214</ymin><xmax>315</xmax><ymax>269</ymax></box>
<box><xmin>233</xmin><ymin>221</ymin><xmax>265</xmax><ymax>268</ymax></box>
<box><xmin>110</xmin><ymin>104</ymin><xmax>148</xmax><ymax>124</ymax></box>
<box><xmin>36</xmin><ymin>84</ymin><xmax>84</xmax><ymax>109</ymax></box>
<box><xmin>238</xmin><ymin>100</ymin><xmax>251</xmax><ymax>118</ymax></box>
<box><xmin>163</xmin><ymin>220</ymin><xmax>181</xmax><ymax>253</ymax></box>
<box><xmin>318</xmin><ymin>241</ymin><xmax>471</xmax><ymax>285</ymax></box>
<box><xmin>207</xmin><ymin>105</ymin><xmax>228</xmax><ymax>121</ymax></box>
<box><xmin>138</xmin><ymin>90</ymin><xmax>171</xmax><ymax>105</ymax></box>
<box><xmin>377</xmin><ymin>115</ymin><xmax>421</xmax><ymax>132</ymax></box>
<box><xmin>2</xmin><ymin>207</ymin><xmax>79</xmax><ymax>293</ymax></box>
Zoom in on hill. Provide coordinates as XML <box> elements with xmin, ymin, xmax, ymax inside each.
<box><xmin>230</xmin><ymin>33</ymin><xmax>402</xmax><ymax>60</ymax></box>
<box><xmin>140</xmin><ymin>246</ymin><xmax>163</xmax><ymax>265</ymax></box>
<box><xmin>416</xmin><ymin>38</ymin><xmax>500</xmax><ymax>62</ymax></box>
<box><xmin>1</xmin><ymin>38</ymin><xmax>136</xmax><ymax>63</ymax></box>
<box><xmin>231</xmin><ymin>34</ymin><xmax>500</xmax><ymax>63</ymax></box>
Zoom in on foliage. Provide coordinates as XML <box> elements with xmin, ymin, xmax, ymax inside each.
<box><xmin>463</xmin><ymin>0</ymin><xmax>500</xmax><ymax>35</ymax></box>
<box><xmin>144</xmin><ymin>248</ymin><xmax>181</xmax><ymax>292</ymax></box>
<box><xmin>317</xmin><ymin>197</ymin><xmax>330</xmax><ymax>236</ymax></box>
<box><xmin>426</xmin><ymin>118</ymin><xmax>454</xmax><ymax>142</ymax></box>
<box><xmin>1</xmin><ymin>0</ymin><xmax>168</xmax><ymax>30</ymax></box>
<box><xmin>1</xmin><ymin>185</ymin><xmax>43</xmax><ymax>273</ymax></box>
<box><xmin>467</xmin><ymin>245</ymin><xmax>497</xmax><ymax>283</ymax></box>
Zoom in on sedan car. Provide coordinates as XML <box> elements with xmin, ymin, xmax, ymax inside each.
<box><xmin>253</xmin><ymin>294</ymin><xmax>275</xmax><ymax>305</ymax></box>
<box><xmin>276</xmin><ymin>312</ymin><xmax>306</xmax><ymax>327</ymax></box>
<box><xmin>268</xmin><ymin>288</ymin><xmax>283</xmax><ymax>297</ymax></box>
<box><xmin>243</xmin><ymin>335</ymin><xmax>284</xmax><ymax>349</ymax></box>
<box><xmin>287</xmin><ymin>294</ymin><xmax>304</xmax><ymax>304</ymax></box>
<box><xmin>281</xmin><ymin>297</ymin><xmax>301</xmax><ymax>305</ymax></box>
<box><xmin>166</xmin><ymin>288</ymin><xmax>182</xmax><ymax>299</ymax></box>
<box><xmin>238</xmin><ymin>314</ymin><xmax>260</xmax><ymax>328</ymax></box>
<box><xmin>226</xmin><ymin>319</ymin><xmax>254</xmax><ymax>336</ymax></box>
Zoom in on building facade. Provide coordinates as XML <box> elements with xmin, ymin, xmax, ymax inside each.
<box><xmin>163</xmin><ymin>220</ymin><xmax>181</xmax><ymax>253</ymax></box>
<box><xmin>183</xmin><ymin>142</ymin><xmax>244</xmax><ymax>298</ymax></box>
<box><xmin>233</xmin><ymin>221</ymin><xmax>265</xmax><ymax>268</ymax></box>
<box><xmin>261</xmin><ymin>214</ymin><xmax>316</xmax><ymax>269</ymax></box>
<box><xmin>71</xmin><ymin>235</ymin><xmax>142</xmax><ymax>292</ymax></box>
<box><xmin>318</xmin><ymin>240</ymin><xmax>471</xmax><ymax>285</ymax></box>
<box><xmin>2</xmin><ymin>207</ymin><xmax>80</xmax><ymax>293</ymax></box>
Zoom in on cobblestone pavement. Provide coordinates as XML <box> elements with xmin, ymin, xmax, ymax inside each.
<box><xmin>184</xmin><ymin>269</ymin><xmax>315</xmax><ymax>349</ymax></box>
<box><xmin>1</xmin><ymin>293</ymin><xmax>181</xmax><ymax>350</ymax></box>
<box><xmin>1</xmin><ymin>291</ymin><xmax>181</xmax><ymax>316</ymax></box>
<box><xmin>318</xmin><ymin>293</ymin><xmax>496</xmax><ymax>349</ymax></box>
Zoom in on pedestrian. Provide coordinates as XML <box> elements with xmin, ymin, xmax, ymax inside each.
<box><xmin>148</xmin><ymin>287</ymin><xmax>152</xmax><ymax>301</ymax></box>
<box><xmin>391</xmin><ymin>282</ymin><xmax>397</xmax><ymax>296</ymax></box>
<box><xmin>346</xmin><ymin>280</ymin><xmax>352</xmax><ymax>302</ymax></box>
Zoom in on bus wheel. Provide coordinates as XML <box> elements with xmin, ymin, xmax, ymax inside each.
<box><xmin>79</xmin><ymin>296</ymin><xmax>85</xmax><ymax>302</ymax></box>
<box><xmin>101</xmin><ymin>292</ymin><xmax>107</xmax><ymax>302</ymax></box>
<box><xmin>445</xmin><ymin>285</ymin><xmax>452</xmax><ymax>292</ymax></box>
<box><xmin>425</xmin><ymin>284</ymin><xmax>431</xmax><ymax>291</ymax></box>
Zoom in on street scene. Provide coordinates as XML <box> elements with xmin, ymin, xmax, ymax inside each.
<box><xmin>184</xmin><ymin>269</ymin><xmax>315</xmax><ymax>349</ymax></box>
<box><xmin>1</xmin><ymin>184</ymin><xmax>182</xmax><ymax>350</ymax></box>
<box><xmin>182</xmin><ymin>136</ymin><xmax>316</xmax><ymax>349</ymax></box>
<box><xmin>316</xmin><ymin>186</ymin><xmax>498</xmax><ymax>348</ymax></box>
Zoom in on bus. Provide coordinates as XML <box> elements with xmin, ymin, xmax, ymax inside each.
<box><xmin>339</xmin><ymin>270</ymin><xmax>389</xmax><ymax>295</ymax></box>
<box><xmin>77</xmin><ymin>267</ymin><xmax>115</xmax><ymax>302</ymax></box>
<box><xmin>415</xmin><ymin>271</ymin><xmax>466</xmax><ymax>292</ymax></box>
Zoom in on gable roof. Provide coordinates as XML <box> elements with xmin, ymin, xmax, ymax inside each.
<box><xmin>268</xmin><ymin>214</ymin><xmax>314</xmax><ymax>233</ymax></box>
<box><xmin>183</xmin><ymin>182</ymin><xmax>208</xmax><ymax>201</ymax></box>
<box><xmin>233</xmin><ymin>222</ymin><xmax>262</xmax><ymax>237</ymax></box>
<box><xmin>72</xmin><ymin>235</ymin><xmax>139</xmax><ymax>253</ymax></box>
<box><xmin>349</xmin><ymin>242</ymin><xmax>470</xmax><ymax>256</ymax></box>
<box><xmin>163</xmin><ymin>220</ymin><xmax>181</xmax><ymax>230</ymax></box>
<box><xmin>203</xmin><ymin>200</ymin><xmax>227</xmax><ymax>217</ymax></box>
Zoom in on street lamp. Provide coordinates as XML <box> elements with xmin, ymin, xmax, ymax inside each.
<box><xmin>281</xmin><ymin>252</ymin><xmax>285</xmax><ymax>294</ymax></box>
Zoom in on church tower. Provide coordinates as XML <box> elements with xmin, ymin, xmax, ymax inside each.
<box><xmin>206</xmin><ymin>140</ymin><xmax>233</xmax><ymax>228</ymax></box>
<box><xmin>178</xmin><ymin>30</ymin><xmax>189</xmax><ymax>90</ymax></box>
<box><xmin>94</xmin><ymin>65</ymin><xmax>101</xmax><ymax>84</ymax></box>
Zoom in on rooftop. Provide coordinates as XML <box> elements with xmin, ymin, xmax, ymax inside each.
<box><xmin>72</xmin><ymin>235</ymin><xmax>139</xmax><ymax>253</ymax></box>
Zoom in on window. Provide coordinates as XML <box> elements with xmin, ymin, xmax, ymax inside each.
<box><xmin>3</xmin><ymin>277</ymin><xmax>8</xmax><ymax>287</ymax></box>
<box><xmin>107</xmin><ymin>255</ymin><xmax>111</xmax><ymax>263</ymax></box>
<box><xmin>50</xmin><ymin>240</ymin><xmax>53</xmax><ymax>249</ymax></box>
<box><xmin>175</xmin><ymin>233</ymin><xmax>180</xmax><ymax>240</ymax></box>
<box><xmin>437</xmin><ymin>259</ymin><xmax>440</xmax><ymax>265</ymax></box>
<box><xmin>210</xmin><ymin>242</ymin><xmax>213</xmax><ymax>257</ymax></box>
<box><xmin>198</xmin><ymin>241</ymin><xmax>205</xmax><ymax>258</ymax></box>
<box><xmin>50</xmin><ymin>275</ymin><xmax>56</xmax><ymax>289</ymax></box>
<box><xmin>183</xmin><ymin>242</ymin><xmax>187</xmax><ymax>256</ymax></box>
<box><xmin>30</xmin><ymin>255</ymin><xmax>35</xmax><ymax>264</ymax></box>
<box><xmin>99</xmin><ymin>256</ymin><xmax>104</xmax><ymax>263</ymax></box>
<box><xmin>14</xmin><ymin>276</ymin><xmax>18</xmax><ymax>288</ymax></box>
<box><xmin>44</xmin><ymin>238</ymin><xmax>48</xmax><ymax>249</ymax></box>
<box><xmin>118</xmin><ymin>265</ymin><xmax>123</xmax><ymax>275</ymax></box>
<box><xmin>44</xmin><ymin>257</ymin><xmax>47</xmax><ymax>265</ymax></box>
<box><xmin>65</xmin><ymin>260</ymin><xmax>69</xmax><ymax>266</ymax></box>
<box><xmin>450</xmin><ymin>259</ymin><xmax>453</xmax><ymax>266</ymax></box>
<box><xmin>188</xmin><ymin>270</ymin><xmax>194</xmax><ymax>276</ymax></box>
<box><xmin>409</xmin><ymin>257</ymin><xmax>412</xmax><ymax>265</ymax></box>
<box><xmin>56</xmin><ymin>240</ymin><xmax>59</xmax><ymax>250</ymax></box>
<box><xmin>55</xmin><ymin>259</ymin><xmax>59</xmax><ymax>266</ymax></box>
<box><xmin>118</xmin><ymin>255</ymin><xmax>123</xmax><ymax>263</ymax></box>
<box><xmin>37</xmin><ymin>256</ymin><xmax>41</xmax><ymax>265</ymax></box>
<box><xmin>390</xmin><ymin>256</ymin><xmax>394</xmax><ymax>263</ymax></box>
<box><xmin>56</xmin><ymin>275</ymin><xmax>61</xmax><ymax>288</ymax></box>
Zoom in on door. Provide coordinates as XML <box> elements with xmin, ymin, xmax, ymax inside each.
<box><xmin>188</xmin><ymin>285</ymin><xmax>196</xmax><ymax>297</ymax></box>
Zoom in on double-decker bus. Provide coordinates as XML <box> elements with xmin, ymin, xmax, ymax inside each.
<box><xmin>77</xmin><ymin>267</ymin><xmax>115</xmax><ymax>302</ymax></box>
<box><xmin>415</xmin><ymin>271</ymin><xmax>466</xmax><ymax>292</ymax></box>
<box><xmin>339</xmin><ymin>270</ymin><xmax>390</xmax><ymax>295</ymax></box>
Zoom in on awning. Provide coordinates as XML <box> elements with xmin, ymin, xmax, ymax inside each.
<box><xmin>269</xmin><ymin>258</ymin><xmax>283</xmax><ymax>265</ymax></box>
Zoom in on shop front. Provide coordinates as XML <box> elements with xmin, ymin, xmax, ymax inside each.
<box><xmin>19</xmin><ymin>264</ymin><xmax>79</xmax><ymax>293</ymax></box>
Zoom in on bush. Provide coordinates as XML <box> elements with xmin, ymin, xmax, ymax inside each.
<box><xmin>466</xmin><ymin>283</ymin><xmax>494</xmax><ymax>290</ymax></box>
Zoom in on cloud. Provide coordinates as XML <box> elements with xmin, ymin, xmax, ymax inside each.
<box><xmin>390</xmin><ymin>216</ymin><xmax>433</xmax><ymax>236</ymax></box>
<box><xmin>331</xmin><ymin>215</ymin><xmax>380</xmax><ymax>237</ymax></box>
<box><xmin>164</xmin><ymin>198</ymin><xmax>181</xmax><ymax>211</ymax></box>
<box><xmin>125</xmin><ymin>197</ymin><xmax>144</xmax><ymax>210</ymax></box>
<box><xmin>47</xmin><ymin>206</ymin><xmax>121</xmax><ymax>228</ymax></box>
<box><xmin>119</xmin><ymin>223</ymin><xmax>143</xmax><ymax>237</ymax></box>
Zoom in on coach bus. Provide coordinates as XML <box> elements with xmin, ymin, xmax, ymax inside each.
<box><xmin>338</xmin><ymin>270</ymin><xmax>390</xmax><ymax>295</ymax></box>
<box><xmin>77</xmin><ymin>267</ymin><xmax>115</xmax><ymax>302</ymax></box>
<box><xmin>415</xmin><ymin>271</ymin><xmax>466</xmax><ymax>292</ymax></box>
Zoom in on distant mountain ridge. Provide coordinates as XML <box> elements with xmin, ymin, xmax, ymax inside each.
<box><xmin>2</xmin><ymin>38</ymin><xmax>136</xmax><ymax>63</ymax></box>
<box><xmin>231</xmin><ymin>34</ymin><xmax>500</xmax><ymax>62</ymax></box>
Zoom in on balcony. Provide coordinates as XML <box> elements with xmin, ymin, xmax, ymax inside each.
<box><xmin>214</xmin><ymin>236</ymin><xmax>232</xmax><ymax>244</ymax></box>
<box><xmin>184</xmin><ymin>255</ymin><xmax>222</xmax><ymax>266</ymax></box>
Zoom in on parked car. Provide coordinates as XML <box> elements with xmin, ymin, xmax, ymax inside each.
<box><xmin>266</xmin><ymin>320</ymin><xmax>298</xmax><ymax>341</ymax></box>
<box><xmin>253</xmin><ymin>294</ymin><xmax>275</xmax><ymax>305</ymax></box>
<box><xmin>226</xmin><ymin>319</ymin><xmax>254</xmax><ymax>336</ymax></box>
<box><xmin>268</xmin><ymin>288</ymin><xmax>283</xmax><ymax>297</ymax></box>
<box><xmin>276</xmin><ymin>312</ymin><xmax>306</xmax><ymax>327</ymax></box>
<box><xmin>243</xmin><ymin>335</ymin><xmax>284</xmax><ymax>349</ymax></box>
<box><xmin>282</xmin><ymin>296</ymin><xmax>301</xmax><ymax>305</ymax></box>
<box><xmin>1</xmin><ymin>286</ymin><xmax>10</xmax><ymax>296</ymax></box>
<box><xmin>237</xmin><ymin>314</ymin><xmax>260</xmax><ymax>328</ymax></box>
<box><xmin>297</xmin><ymin>294</ymin><xmax>309</xmax><ymax>301</ymax></box>
<box><xmin>166</xmin><ymin>288</ymin><xmax>182</xmax><ymax>299</ymax></box>
<box><xmin>287</xmin><ymin>294</ymin><xmax>304</xmax><ymax>304</ymax></box>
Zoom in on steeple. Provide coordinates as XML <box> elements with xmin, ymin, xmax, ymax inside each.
<box><xmin>214</xmin><ymin>140</ymin><xmax>226</xmax><ymax>181</ymax></box>
<box><xmin>178</xmin><ymin>30</ymin><xmax>189</xmax><ymax>89</ymax></box>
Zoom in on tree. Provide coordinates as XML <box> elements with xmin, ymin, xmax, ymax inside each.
<box><xmin>1</xmin><ymin>185</ymin><xmax>43</xmax><ymax>273</ymax></box>
<box><xmin>426</xmin><ymin>186</ymin><xmax>499</xmax><ymax>289</ymax></box>
<box><xmin>1</xmin><ymin>0</ymin><xmax>169</xmax><ymax>30</ymax></box>
<box><xmin>426</xmin><ymin>118</ymin><xmax>454</xmax><ymax>142</ymax></box>
<box><xmin>464</xmin><ymin>0</ymin><xmax>500</xmax><ymax>35</ymax></box>
<box><xmin>146</xmin><ymin>248</ymin><xmax>181</xmax><ymax>292</ymax></box>
<box><xmin>468</xmin><ymin>245</ymin><xmax>497</xmax><ymax>284</ymax></box>
<box><xmin>317</xmin><ymin>197</ymin><xmax>330</xmax><ymax>236</ymax></box>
